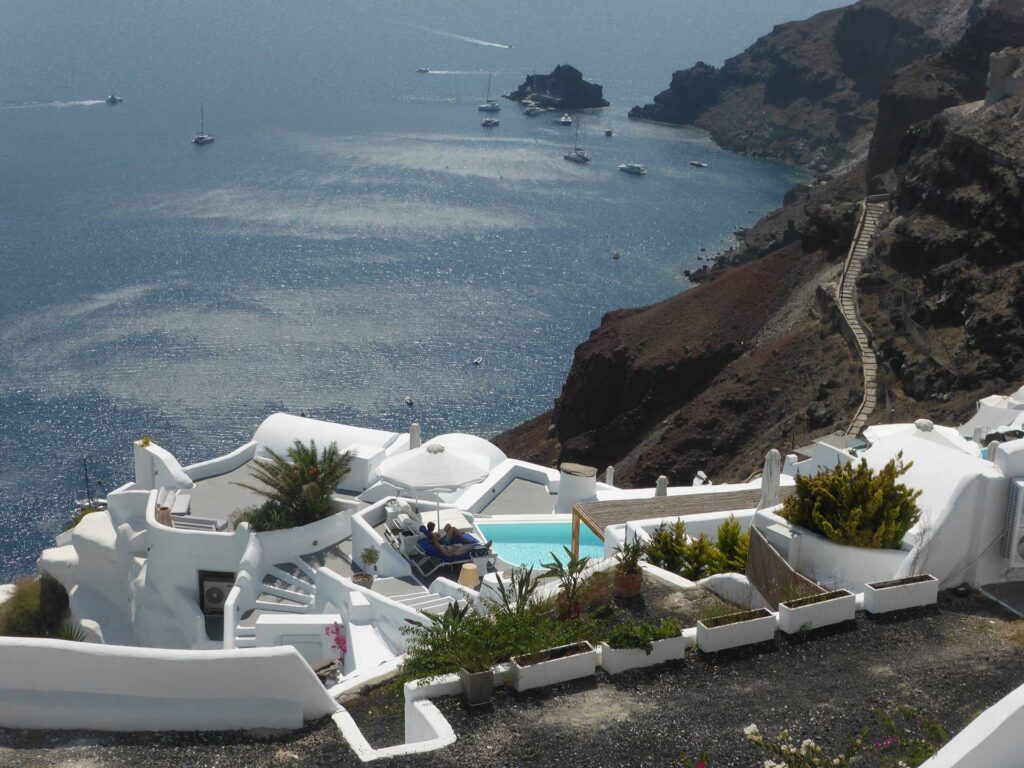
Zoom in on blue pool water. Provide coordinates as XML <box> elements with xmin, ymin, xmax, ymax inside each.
<box><xmin>478</xmin><ymin>522</ymin><xmax>605</xmax><ymax>568</ymax></box>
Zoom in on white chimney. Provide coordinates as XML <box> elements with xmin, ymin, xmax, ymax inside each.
<box><xmin>409</xmin><ymin>422</ymin><xmax>421</xmax><ymax>449</ymax></box>
<box><xmin>604</xmin><ymin>465</ymin><xmax>615</xmax><ymax>486</ymax></box>
<box><xmin>655</xmin><ymin>475</ymin><xmax>668</xmax><ymax>497</ymax></box>
<box><xmin>554</xmin><ymin>463</ymin><xmax>597</xmax><ymax>514</ymax></box>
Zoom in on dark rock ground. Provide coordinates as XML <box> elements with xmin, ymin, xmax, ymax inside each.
<box><xmin>2</xmin><ymin>591</ymin><xmax>1023</xmax><ymax>767</ymax></box>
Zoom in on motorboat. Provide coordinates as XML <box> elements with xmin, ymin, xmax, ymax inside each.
<box><xmin>690</xmin><ymin>160</ymin><xmax>708</xmax><ymax>168</ymax></box>
<box><xmin>191</xmin><ymin>104</ymin><xmax>215</xmax><ymax>145</ymax></box>
<box><xmin>618</xmin><ymin>163</ymin><xmax>647</xmax><ymax>175</ymax></box>
<box><xmin>417</xmin><ymin>68</ymin><xmax>430</xmax><ymax>73</ymax></box>
<box><xmin>558</xmin><ymin>113</ymin><xmax>572</xmax><ymax>126</ymax></box>
<box><xmin>481</xmin><ymin>117</ymin><xmax>500</xmax><ymax>128</ymax></box>
<box><xmin>524</xmin><ymin>105</ymin><xmax>544</xmax><ymax>116</ymax></box>
<box><xmin>478</xmin><ymin>74</ymin><xmax>501</xmax><ymax>112</ymax></box>
<box><xmin>604</xmin><ymin>127</ymin><xmax>613</xmax><ymax>137</ymax></box>
<box><xmin>473</xmin><ymin>357</ymin><xmax>483</xmax><ymax>366</ymax></box>
<box><xmin>106</xmin><ymin>94</ymin><xmax>123</xmax><ymax>105</ymax></box>
<box><xmin>404</xmin><ymin>396</ymin><xmax>414</xmax><ymax>406</ymax></box>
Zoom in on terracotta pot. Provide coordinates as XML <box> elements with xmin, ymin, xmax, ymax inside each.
<box><xmin>352</xmin><ymin>573</ymin><xmax>374</xmax><ymax>587</ymax></box>
<box><xmin>614</xmin><ymin>570</ymin><xmax>643</xmax><ymax>599</ymax></box>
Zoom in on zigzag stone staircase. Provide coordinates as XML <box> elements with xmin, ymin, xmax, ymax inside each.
<box><xmin>840</xmin><ymin>196</ymin><xmax>888</xmax><ymax>437</ymax></box>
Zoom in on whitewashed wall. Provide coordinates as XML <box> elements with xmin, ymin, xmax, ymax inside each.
<box><xmin>0</xmin><ymin>638</ymin><xmax>339</xmax><ymax>731</ymax></box>
<box><xmin>921</xmin><ymin>681</ymin><xmax>1024</xmax><ymax>768</ymax></box>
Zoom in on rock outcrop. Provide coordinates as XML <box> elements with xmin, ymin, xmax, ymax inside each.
<box><xmin>496</xmin><ymin>0</ymin><xmax>1024</xmax><ymax>487</ymax></box>
<box><xmin>506</xmin><ymin>65</ymin><xmax>609</xmax><ymax>110</ymax></box>
<box><xmin>629</xmin><ymin>0</ymin><xmax>984</xmax><ymax>170</ymax></box>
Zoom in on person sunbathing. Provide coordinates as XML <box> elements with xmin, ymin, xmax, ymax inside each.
<box><xmin>422</xmin><ymin>522</ymin><xmax>491</xmax><ymax>556</ymax></box>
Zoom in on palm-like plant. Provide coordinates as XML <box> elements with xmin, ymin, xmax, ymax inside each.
<box><xmin>233</xmin><ymin>439</ymin><xmax>352</xmax><ymax>531</ymax></box>
<box><xmin>541</xmin><ymin>546</ymin><xmax>591</xmax><ymax>619</ymax></box>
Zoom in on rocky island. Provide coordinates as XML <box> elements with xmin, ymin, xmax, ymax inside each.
<box><xmin>498</xmin><ymin>0</ymin><xmax>1024</xmax><ymax>486</ymax></box>
<box><xmin>506</xmin><ymin>64</ymin><xmax>610</xmax><ymax>110</ymax></box>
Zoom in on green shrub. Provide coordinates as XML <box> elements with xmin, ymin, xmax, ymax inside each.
<box><xmin>680</xmin><ymin>533</ymin><xmax>725</xmax><ymax>581</ymax></box>
<box><xmin>0</xmin><ymin>576</ymin><xmax>69</xmax><ymax>638</ymax></box>
<box><xmin>716</xmin><ymin>515</ymin><xmax>750</xmax><ymax>572</ymax></box>
<box><xmin>781</xmin><ymin>454</ymin><xmax>922</xmax><ymax>549</ymax></box>
<box><xmin>605</xmin><ymin>617</ymin><xmax>683</xmax><ymax>654</ymax></box>
<box><xmin>541</xmin><ymin>546</ymin><xmax>591</xmax><ymax>619</ymax></box>
<box><xmin>231</xmin><ymin>439</ymin><xmax>352</xmax><ymax>532</ymax></box>
<box><xmin>645</xmin><ymin>521</ymin><xmax>689</xmax><ymax>573</ymax></box>
<box><xmin>64</xmin><ymin>506</ymin><xmax>101</xmax><ymax>532</ymax></box>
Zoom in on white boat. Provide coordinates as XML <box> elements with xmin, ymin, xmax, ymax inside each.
<box><xmin>558</xmin><ymin>113</ymin><xmax>572</xmax><ymax>126</ymax></box>
<box><xmin>563</xmin><ymin>118</ymin><xmax>590</xmax><ymax>163</ymax></box>
<box><xmin>105</xmin><ymin>94</ymin><xmax>123</xmax><ymax>105</ymax></box>
<box><xmin>690</xmin><ymin>160</ymin><xmax>708</xmax><ymax>168</ymax></box>
<box><xmin>477</xmin><ymin>74</ymin><xmax>501</xmax><ymax>112</ymax></box>
<box><xmin>524</xmin><ymin>105</ymin><xmax>544</xmax><ymax>116</ymax></box>
<box><xmin>604</xmin><ymin>127</ymin><xmax>613</xmax><ymax>137</ymax></box>
<box><xmin>618</xmin><ymin>163</ymin><xmax>647</xmax><ymax>175</ymax></box>
<box><xmin>473</xmin><ymin>357</ymin><xmax>483</xmax><ymax>366</ymax></box>
<box><xmin>191</xmin><ymin>104</ymin><xmax>215</xmax><ymax>145</ymax></box>
<box><xmin>404</xmin><ymin>396</ymin><xmax>414</xmax><ymax>406</ymax></box>
<box><xmin>481</xmin><ymin>117</ymin><xmax>500</xmax><ymax>128</ymax></box>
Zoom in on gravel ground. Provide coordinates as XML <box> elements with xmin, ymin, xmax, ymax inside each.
<box><xmin>2</xmin><ymin>590</ymin><xmax>1022</xmax><ymax>768</ymax></box>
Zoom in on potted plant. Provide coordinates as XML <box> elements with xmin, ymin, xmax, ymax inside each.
<box><xmin>696</xmin><ymin>607</ymin><xmax>776</xmax><ymax>653</ymax></box>
<box><xmin>458</xmin><ymin>634</ymin><xmax>495</xmax><ymax>707</ymax></box>
<box><xmin>612</xmin><ymin>540</ymin><xmax>645</xmax><ymax>599</ymax></box>
<box><xmin>778</xmin><ymin>589</ymin><xmax>856</xmax><ymax>634</ymax></box>
<box><xmin>510</xmin><ymin>640</ymin><xmax>597</xmax><ymax>692</ymax></box>
<box><xmin>354</xmin><ymin>546</ymin><xmax>379</xmax><ymax>587</ymax></box>
<box><xmin>600</xmin><ymin>617</ymin><xmax>689</xmax><ymax>675</ymax></box>
<box><xmin>863</xmin><ymin>574</ymin><xmax>938</xmax><ymax>614</ymax></box>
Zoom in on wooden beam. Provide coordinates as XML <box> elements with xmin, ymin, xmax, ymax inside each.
<box><xmin>571</xmin><ymin>506</ymin><xmax>581</xmax><ymax>560</ymax></box>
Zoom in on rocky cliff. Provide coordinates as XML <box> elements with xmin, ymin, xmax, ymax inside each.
<box><xmin>629</xmin><ymin>0</ymin><xmax>984</xmax><ymax>170</ymax></box>
<box><xmin>506</xmin><ymin>65</ymin><xmax>609</xmax><ymax>110</ymax></box>
<box><xmin>496</xmin><ymin>0</ymin><xmax>1024</xmax><ymax>486</ymax></box>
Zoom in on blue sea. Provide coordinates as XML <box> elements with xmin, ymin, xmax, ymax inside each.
<box><xmin>0</xmin><ymin>0</ymin><xmax>849</xmax><ymax>580</ymax></box>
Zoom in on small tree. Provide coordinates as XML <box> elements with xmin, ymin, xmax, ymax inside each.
<box><xmin>232</xmin><ymin>439</ymin><xmax>352</xmax><ymax>532</ymax></box>
<box><xmin>781</xmin><ymin>453</ymin><xmax>922</xmax><ymax>549</ymax></box>
<box><xmin>644</xmin><ymin>521</ymin><xmax>689</xmax><ymax>574</ymax></box>
<box><xmin>680</xmin><ymin>533</ymin><xmax>725</xmax><ymax>581</ymax></box>
<box><xmin>541</xmin><ymin>546</ymin><xmax>591</xmax><ymax>619</ymax></box>
<box><xmin>360</xmin><ymin>547</ymin><xmax>380</xmax><ymax>574</ymax></box>
<box><xmin>716</xmin><ymin>515</ymin><xmax>750</xmax><ymax>572</ymax></box>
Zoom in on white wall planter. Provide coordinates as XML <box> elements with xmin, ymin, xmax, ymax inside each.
<box><xmin>510</xmin><ymin>641</ymin><xmax>596</xmax><ymax>692</ymax></box>
<box><xmin>778</xmin><ymin>589</ymin><xmax>856</xmax><ymax>634</ymax></box>
<box><xmin>863</xmin><ymin>574</ymin><xmax>939</xmax><ymax>614</ymax></box>
<box><xmin>599</xmin><ymin>634</ymin><xmax>691</xmax><ymax>675</ymax></box>
<box><xmin>696</xmin><ymin>608</ymin><xmax>776</xmax><ymax>653</ymax></box>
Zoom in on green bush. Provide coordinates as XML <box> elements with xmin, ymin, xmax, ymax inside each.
<box><xmin>645</xmin><ymin>521</ymin><xmax>689</xmax><ymax>574</ymax></box>
<box><xmin>679</xmin><ymin>533</ymin><xmax>725</xmax><ymax>581</ymax></box>
<box><xmin>605</xmin><ymin>617</ymin><xmax>683</xmax><ymax>654</ymax></box>
<box><xmin>231</xmin><ymin>439</ymin><xmax>352</xmax><ymax>532</ymax></box>
<box><xmin>781</xmin><ymin>454</ymin><xmax>922</xmax><ymax>549</ymax></box>
<box><xmin>716</xmin><ymin>515</ymin><xmax>750</xmax><ymax>572</ymax></box>
<box><xmin>0</xmin><ymin>576</ymin><xmax>69</xmax><ymax>638</ymax></box>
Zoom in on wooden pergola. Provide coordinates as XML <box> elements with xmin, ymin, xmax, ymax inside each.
<box><xmin>570</xmin><ymin>486</ymin><xmax>794</xmax><ymax>557</ymax></box>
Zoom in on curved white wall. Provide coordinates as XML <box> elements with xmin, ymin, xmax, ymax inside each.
<box><xmin>0</xmin><ymin>638</ymin><xmax>339</xmax><ymax>731</ymax></box>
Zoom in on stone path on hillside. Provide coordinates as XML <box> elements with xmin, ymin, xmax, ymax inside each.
<box><xmin>842</xmin><ymin>196</ymin><xmax>888</xmax><ymax>437</ymax></box>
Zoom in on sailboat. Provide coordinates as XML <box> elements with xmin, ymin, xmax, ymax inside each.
<box><xmin>563</xmin><ymin>117</ymin><xmax>590</xmax><ymax>163</ymax></box>
<box><xmin>191</xmin><ymin>104</ymin><xmax>215</xmax><ymax>145</ymax></box>
<box><xmin>477</xmin><ymin>74</ymin><xmax>501</xmax><ymax>112</ymax></box>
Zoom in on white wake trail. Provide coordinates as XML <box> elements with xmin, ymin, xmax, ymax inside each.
<box><xmin>0</xmin><ymin>99</ymin><xmax>106</xmax><ymax>111</ymax></box>
<box><xmin>418</xmin><ymin>26</ymin><xmax>511</xmax><ymax>49</ymax></box>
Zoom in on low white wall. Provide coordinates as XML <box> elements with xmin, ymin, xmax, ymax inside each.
<box><xmin>314</xmin><ymin>568</ymin><xmax>424</xmax><ymax>654</ymax></box>
<box><xmin>790</xmin><ymin>523</ymin><xmax>909</xmax><ymax>593</ymax></box>
<box><xmin>456</xmin><ymin>460</ymin><xmax>559</xmax><ymax>515</ymax></box>
<box><xmin>608</xmin><ymin>509</ymin><xmax>757</xmax><ymax>558</ymax></box>
<box><xmin>184</xmin><ymin>441</ymin><xmax>258</xmax><ymax>482</ymax></box>
<box><xmin>0</xmin><ymin>638</ymin><xmax>339</xmax><ymax>731</ymax></box>
<box><xmin>350</xmin><ymin>500</ymin><xmax>411</xmax><ymax>578</ymax></box>
<box><xmin>921</xmin><ymin>680</ymin><xmax>1024</xmax><ymax>768</ymax></box>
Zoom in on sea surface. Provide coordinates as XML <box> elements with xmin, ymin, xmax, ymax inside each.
<box><xmin>0</xmin><ymin>0</ymin><xmax>849</xmax><ymax>580</ymax></box>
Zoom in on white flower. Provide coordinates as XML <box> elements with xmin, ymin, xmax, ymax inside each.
<box><xmin>802</xmin><ymin>739</ymin><xmax>817</xmax><ymax>750</ymax></box>
<box><xmin>745</xmin><ymin>724</ymin><xmax>761</xmax><ymax>737</ymax></box>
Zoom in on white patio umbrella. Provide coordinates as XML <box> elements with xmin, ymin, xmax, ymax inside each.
<box><xmin>757</xmin><ymin>448</ymin><xmax>782</xmax><ymax>513</ymax></box>
<box><xmin>379</xmin><ymin>443</ymin><xmax>490</xmax><ymax>528</ymax></box>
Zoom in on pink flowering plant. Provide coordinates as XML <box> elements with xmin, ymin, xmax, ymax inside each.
<box><xmin>743</xmin><ymin>723</ymin><xmax>863</xmax><ymax>767</ymax></box>
<box><xmin>679</xmin><ymin>753</ymin><xmax>709</xmax><ymax>768</ymax></box>
<box><xmin>324</xmin><ymin>621</ymin><xmax>347</xmax><ymax>662</ymax></box>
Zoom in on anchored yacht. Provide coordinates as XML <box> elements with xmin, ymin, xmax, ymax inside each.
<box><xmin>191</xmin><ymin>104</ymin><xmax>214</xmax><ymax>145</ymax></box>
<box><xmin>477</xmin><ymin>74</ymin><xmax>501</xmax><ymax>112</ymax></box>
<box><xmin>481</xmin><ymin>117</ymin><xmax>500</xmax><ymax>128</ymax></box>
<box><xmin>618</xmin><ymin>163</ymin><xmax>647</xmax><ymax>175</ymax></box>
<box><xmin>558</xmin><ymin>113</ymin><xmax>572</xmax><ymax>126</ymax></box>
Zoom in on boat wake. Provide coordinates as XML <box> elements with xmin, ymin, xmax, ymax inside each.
<box><xmin>0</xmin><ymin>99</ymin><xmax>107</xmax><ymax>111</ymax></box>
<box><xmin>417</xmin><ymin>26</ymin><xmax>511</xmax><ymax>49</ymax></box>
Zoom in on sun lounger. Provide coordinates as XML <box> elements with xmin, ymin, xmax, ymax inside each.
<box><xmin>409</xmin><ymin>525</ymin><xmax>494</xmax><ymax>577</ymax></box>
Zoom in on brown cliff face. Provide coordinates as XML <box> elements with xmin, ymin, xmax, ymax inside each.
<box><xmin>630</xmin><ymin>0</ymin><xmax>983</xmax><ymax>170</ymax></box>
<box><xmin>496</xmin><ymin>0</ymin><xmax>1024</xmax><ymax>486</ymax></box>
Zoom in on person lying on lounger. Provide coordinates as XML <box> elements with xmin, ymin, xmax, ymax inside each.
<box><xmin>422</xmin><ymin>522</ymin><xmax>492</xmax><ymax>557</ymax></box>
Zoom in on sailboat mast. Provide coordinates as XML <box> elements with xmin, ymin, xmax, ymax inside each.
<box><xmin>200</xmin><ymin>103</ymin><xmax>204</xmax><ymax>134</ymax></box>
<box><xmin>486</xmin><ymin>73</ymin><xmax>492</xmax><ymax>101</ymax></box>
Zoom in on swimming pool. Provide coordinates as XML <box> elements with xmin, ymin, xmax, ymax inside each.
<box><xmin>477</xmin><ymin>521</ymin><xmax>605</xmax><ymax>568</ymax></box>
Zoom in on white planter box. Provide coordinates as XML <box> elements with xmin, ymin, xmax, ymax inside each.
<box><xmin>778</xmin><ymin>590</ymin><xmax>856</xmax><ymax>634</ymax></box>
<box><xmin>599</xmin><ymin>634</ymin><xmax>692</xmax><ymax>675</ymax></box>
<box><xmin>510</xmin><ymin>641</ymin><xmax>597</xmax><ymax>692</ymax></box>
<box><xmin>696</xmin><ymin>608</ymin><xmax>776</xmax><ymax>653</ymax></box>
<box><xmin>863</xmin><ymin>575</ymin><xmax>939</xmax><ymax>614</ymax></box>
